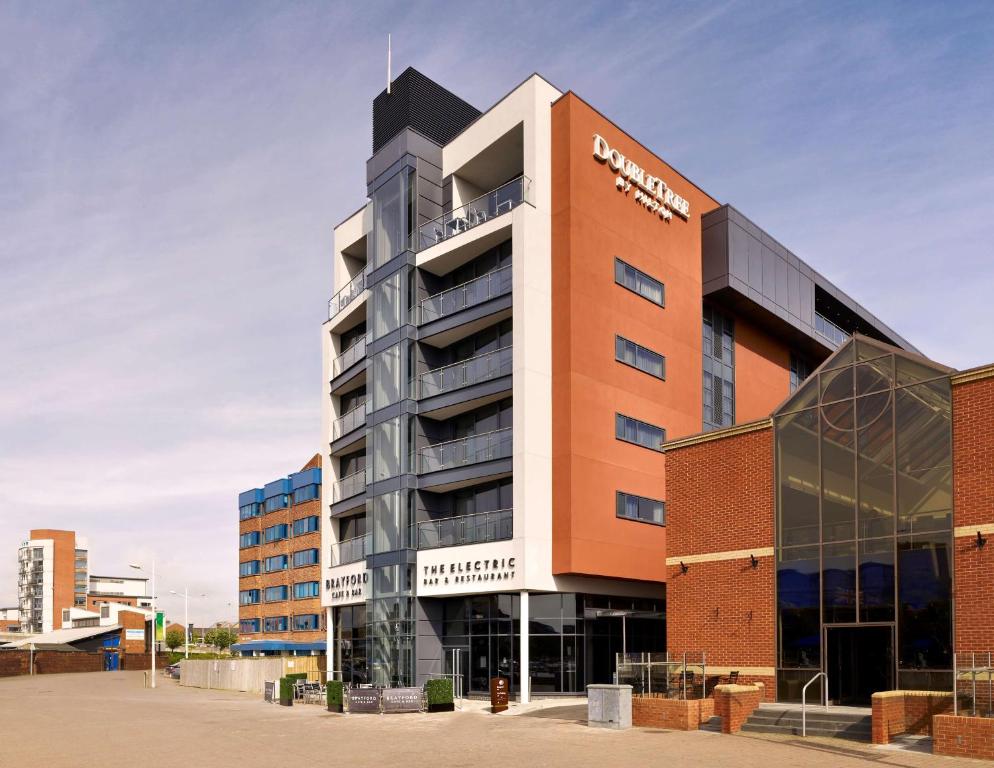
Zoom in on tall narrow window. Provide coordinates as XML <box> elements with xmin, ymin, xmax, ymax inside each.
<box><xmin>703</xmin><ymin>306</ymin><xmax>735</xmax><ymax>430</ymax></box>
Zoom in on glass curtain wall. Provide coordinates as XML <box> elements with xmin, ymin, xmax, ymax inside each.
<box><xmin>774</xmin><ymin>337</ymin><xmax>953</xmax><ymax>702</ymax></box>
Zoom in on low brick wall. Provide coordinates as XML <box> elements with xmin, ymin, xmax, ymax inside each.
<box><xmin>34</xmin><ymin>651</ymin><xmax>103</xmax><ymax>675</ymax></box>
<box><xmin>934</xmin><ymin>715</ymin><xmax>994</xmax><ymax>760</ymax></box>
<box><xmin>0</xmin><ymin>653</ymin><xmax>29</xmax><ymax>677</ymax></box>
<box><xmin>714</xmin><ymin>683</ymin><xmax>764</xmax><ymax>734</ymax></box>
<box><xmin>632</xmin><ymin>695</ymin><xmax>715</xmax><ymax>730</ymax></box>
<box><xmin>120</xmin><ymin>653</ymin><xmax>170</xmax><ymax>671</ymax></box>
<box><xmin>871</xmin><ymin>690</ymin><xmax>954</xmax><ymax>744</ymax></box>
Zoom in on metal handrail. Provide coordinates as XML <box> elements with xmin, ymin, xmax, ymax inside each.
<box><xmin>332</xmin><ymin>398</ymin><xmax>367</xmax><ymax>440</ymax></box>
<box><xmin>417</xmin><ymin>427</ymin><xmax>512</xmax><ymax>474</ymax></box>
<box><xmin>328</xmin><ymin>267</ymin><xmax>368</xmax><ymax>320</ymax></box>
<box><xmin>801</xmin><ymin>671</ymin><xmax>828</xmax><ymax>737</ymax></box>
<box><xmin>417</xmin><ymin>508</ymin><xmax>512</xmax><ymax>550</ymax></box>
<box><xmin>332</xmin><ymin>470</ymin><xmax>366</xmax><ymax>502</ymax></box>
<box><xmin>416</xmin><ymin>346</ymin><xmax>512</xmax><ymax>399</ymax></box>
<box><xmin>332</xmin><ymin>337</ymin><xmax>366</xmax><ymax>378</ymax></box>
<box><xmin>413</xmin><ymin>264</ymin><xmax>512</xmax><ymax>325</ymax></box>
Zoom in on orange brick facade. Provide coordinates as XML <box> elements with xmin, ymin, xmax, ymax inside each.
<box><xmin>713</xmin><ymin>683</ymin><xmax>765</xmax><ymax>733</ymax></box>
<box><xmin>239</xmin><ymin>455</ymin><xmax>323</xmax><ymax>643</ymax></box>
<box><xmin>631</xmin><ymin>695</ymin><xmax>714</xmax><ymax>730</ymax></box>
<box><xmin>952</xmin><ymin>371</ymin><xmax>994</xmax><ymax>654</ymax></box>
<box><xmin>871</xmin><ymin>691</ymin><xmax>954</xmax><ymax>744</ymax></box>
<box><xmin>664</xmin><ymin>424</ymin><xmax>775</xmax><ymax>695</ymax></box>
<box><xmin>934</xmin><ymin>714</ymin><xmax>994</xmax><ymax>760</ymax></box>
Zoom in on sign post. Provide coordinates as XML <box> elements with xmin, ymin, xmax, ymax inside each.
<box><xmin>490</xmin><ymin>676</ymin><xmax>509</xmax><ymax>714</ymax></box>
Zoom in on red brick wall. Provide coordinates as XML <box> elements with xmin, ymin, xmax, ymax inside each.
<box><xmin>120</xmin><ymin>652</ymin><xmax>170</xmax><ymax>671</ymax></box>
<box><xmin>871</xmin><ymin>691</ymin><xmax>954</xmax><ymax>744</ymax></box>
<box><xmin>714</xmin><ymin>683</ymin><xmax>764</xmax><ymax>733</ymax></box>
<box><xmin>632</xmin><ymin>695</ymin><xmax>714</xmax><ymax>730</ymax></box>
<box><xmin>665</xmin><ymin>425</ymin><xmax>775</xmax><ymax>691</ymax></box>
<box><xmin>934</xmin><ymin>714</ymin><xmax>994</xmax><ymax>760</ymax></box>
<box><xmin>34</xmin><ymin>651</ymin><xmax>103</xmax><ymax>674</ymax></box>
<box><xmin>0</xmin><ymin>653</ymin><xmax>28</xmax><ymax>677</ymax></box>
<box><xmin>952</xmin><ymin>373</ymin><xmax>994</xmax><ymax>653</ymax></box>
<box><xmin>118</xmin><ymin>609</ymin><xmax>149</xmax><ymax>653</ymax></box>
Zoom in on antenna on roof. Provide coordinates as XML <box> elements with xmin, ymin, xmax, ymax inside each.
<box><xmin>387</xmin><ymin>33</ymin><xmax>392</xmax><ymax>94</ymax></box>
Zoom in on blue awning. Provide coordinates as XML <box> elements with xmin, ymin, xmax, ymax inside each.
<box><xmin>231</xmin><ymin>640</ymin><xmax>326</xmax><ymax>653</ymax></box>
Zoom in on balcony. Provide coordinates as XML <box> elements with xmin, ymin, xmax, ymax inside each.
<box><xmin>413</xmin><ymin>265</ymin><xmax>512</xmax><ymax>326</ymax></box>
<box><xmin>417</xmin><ymin>347</ymin><xmax>512</xmax><ymax>400</ymax></box>
<box><xmin>328</xmin><ymin>266</ymin><xmax>369</xmax><ymax>321</ymax></box>
<box><xmin>418</xmin><ymin>427</ymin><xmax>512</xmax><ymax>474</ymax></box>
<box><xmin>417</xmin><ymin>508</ymin><xmax>512</xmax><ymax>551</ymax></box>
<box><xmin>331</xmin><ymin>470</ymin><xmax>366</xmax><ymax>503</ymax></box>
<box><xmin>332</xmin><ymin>336</ymin><xmax>367</xmax><ymax>379</ymax></box>
<box><xmin>332</xmin><ymin>399</ymin><xmax>367</xmax><ymax>442</ymax></box>
<box><xmin>412</xmin><ymin>175</ymin><xmax>531</xmax><ymax>252</ymax></box>
<box><xmin>815</xmin><ymin>312</ymin><xmax>851</xmax><ymax>347</ymax></box>
<box><xmin>331</xmin><ymin>534</ymin><xmax>370</xmax><ymax>566</ymax></box>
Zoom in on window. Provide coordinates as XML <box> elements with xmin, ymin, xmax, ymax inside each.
<box><xmin>293</xmin><ymin>516</ymin><xmax>320</xmax><ymax>536</ymax></box>
<box><xmin>293</xmin><ymin>484</ymin><xmax>319</xmax><ymax>504</ymax></box>
<box><xmin>239</xmin><ymin>502</ymin><xmax>261</xmax><ymax>520</ymax></box>
<box><xmin>239</xmin><ymin>589</ymin><xmax>260</xmax><ymax>605</ymax></box>
<box><xmin>239</xmin><ymin>560</ymin><xmax>260</xmax><ymax>577</ymax></box>
<box><xmin>615</xmin><ymin>413</ymin><xmax>666</xmax><ymax>452</ymax></box>
<box><xmin>790</xmin><ymin>353</ymin><xmax>811</xmax><ymax>393</ymax></box>
<box><xmin>264</xmin><ymin>494</ymin><xmax>288</xmax><ymax>513</ymax></box>
<box><xmin>703</xmin><ymin>305</ymin><xmax>735</xmax><ymax>430</ymax></box>
<box><xmin>263</xmin><ymin>616</ymin><xmax>288</xmax><ymax>633</ymax></box>
<box><xmin>294</xmin><ymin>581</ymin><xmax>320</xmax><ymax>599</ymax></box>
<box><xmin>240</xmin><ymin>618</ymin><xmax>260</xmax><ymax>633</ymax></box>
<box><xmin>615</xmin><ymin>335</ymin><xmax>665</xmax><ymax>379</ymax></box>
<box><xmin>615</xmin><ymin>258</ymin><xmax>664</xmax><ymax>306</ymax></box>
<box><xmin>293</xmin><ymin>614</ymin><xmax>320</xmax><ymax>631</ymax></box>
<box><xmin>264</xmin><ymin>524</ymin><xmax>289</xmax><ymax>543</ymax></box>
<box><xmin>293</xmin><ymin>548</ymin><xmax>319</xmax><ymax>568</ymax></box>
<box><xmin>264</xmin><ymin>585</ymin><xmax>288</xmax><ymax>602</ymax></box>
<box><xmin>263</xmin><ymin>555</ymin><xmax>288</xmax><ymax>573</ymax></box>
<box><xmin>239</xmin><ymin>531</ymin><xmax>260</xmax><ymax>549</ymax></box>
<box><xmin>616</xmin><ymin>491</ymin><xmax>666</xmax><ymax>525</ymax></box>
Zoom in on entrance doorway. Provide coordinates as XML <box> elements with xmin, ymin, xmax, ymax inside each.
<box><xmin>825</xmin><ymin>625</ymin><xmax>894</xmax><ymax>706</ymax></box>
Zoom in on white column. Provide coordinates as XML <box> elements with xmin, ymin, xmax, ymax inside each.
<box><xmin>519</xmin><ymin>590</ymin><xmax>529</xmax><ymax>704</ymax></box>
<box><xmin>325</xmin><ymin>606</ymin><xmax>335</xmax><ymax>682</ymax></box>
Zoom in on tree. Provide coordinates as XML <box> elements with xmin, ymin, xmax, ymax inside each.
<box><xmin>165</xmin><ymin>629</ymin><xmax>184</xmax><ymax>651</ymax></box>
<box><xmin>205</xmin><ymin>626</ymin><xmax>237</xmax><ymax>652</ymax></box>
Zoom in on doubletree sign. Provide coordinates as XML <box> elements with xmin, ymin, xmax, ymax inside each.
<box><xmin>592</xmin><ymin>134</ymin><xmax>690</xmax><ymax>221</ymax></box>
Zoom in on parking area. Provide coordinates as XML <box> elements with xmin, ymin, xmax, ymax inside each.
<box><xmin>0</xmin><ymin>672</ymin><xmax>981</xmax><ymax>767</ymax></box>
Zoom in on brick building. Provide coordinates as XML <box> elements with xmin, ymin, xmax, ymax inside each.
<box><xmin>236</xmin><ymin>455</ymin><xmax>324</xmax><ymax>654</ymax></box>
<box><xmin>664</xmin><ymin>335</ymin><xmax>994</xmax><ymax>706</ymax></box>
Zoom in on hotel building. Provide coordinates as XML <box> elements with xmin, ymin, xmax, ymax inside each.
<box><xmin>17</xmin><ymin>529</ymin><xmax>89</xmax><ymax>634</ymax></box>
<box><xmin>319</xmin><ymin>68</ymin><xmax>915</xmax><ymax>699</ymax></box>
<box><xmin>236</xmin><ymin>456</ymin><xmax>325</xmax><ymax>653</ymax></box>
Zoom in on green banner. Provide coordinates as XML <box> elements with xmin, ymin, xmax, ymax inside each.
<box><xmin>155</xmin><ymin>611</ymin><xmax>164</xmax><ymax>642</ymax></box>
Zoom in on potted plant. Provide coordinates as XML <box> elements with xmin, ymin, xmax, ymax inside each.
<box><xmin>326</xmin><ymin>680</ymin><xmax>345</xmax><ymax>713</ymax></box>
<box><xmin>425</xmin><ymin>678</ymin><xmax>454</xmax><ymax>713</ymax></box>
<box><xmin>279</xmin><ymin>676</ymin><xmax>294</xmax><ymax>707</ymax></box>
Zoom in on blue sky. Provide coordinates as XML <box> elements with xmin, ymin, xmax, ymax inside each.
<box><xmin>1</xmin><ymin>1</ymin><xmax>992</xmax><ymax>622</ymax></box>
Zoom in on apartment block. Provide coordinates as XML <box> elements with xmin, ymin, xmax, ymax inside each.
<box><xmin>86</xmin><ymin>575</ymin><xmax>151</xmax><ymax>611</ymax></box>
<box><xmin>318</xmin><ymin>68</ymin><xmax>915</xmax><ymax>699</ymax></box>
<box><xmin>17</xmin><ymin>529</ymin><xmax>88</xmax><ymax>634</ymax></box>
<box><xmin>237</xmin><ymin>456</ymin><xmax>324</xmax><ymax>653</ymax></box>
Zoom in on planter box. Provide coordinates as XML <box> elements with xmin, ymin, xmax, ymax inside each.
<box><xmin>427</xmin><ymin>702</ymin><xmax>455</xmax><ymax>712</ymax></box>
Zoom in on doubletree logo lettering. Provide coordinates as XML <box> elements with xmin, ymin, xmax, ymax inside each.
<box><xmin>592</xmin><ymin>133</ymin><xmax>690</xmax><ymax>221</ymax></box>
<box><xmin>422</xmin><ymin>557</ymin><xmax>516</xmax><ymax>587</ymax></box>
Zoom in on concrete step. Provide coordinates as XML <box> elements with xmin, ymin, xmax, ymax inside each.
<box><xmin>741</xmin><ymin>707</ymin><xmax>871</xmax><ymax>742</ymax></box>
<box><xmin>740</xmin><ymin>722</ymin><xmax>871</xmax><ymax>741</ymax></box>
<box><xmin>700</xmin><ymin>715</ymin><xmax>722</xmax><ymax>733</ymax></box>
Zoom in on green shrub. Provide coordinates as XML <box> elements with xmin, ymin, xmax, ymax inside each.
<box><xmin>285</xmin><ymin>672</ymin><xmax>308</xmax><ymax>681</ymax></box>
<box><xmin>279</xmin><ymin>677</ymin><xmax>294</xmax><ymax>704</ymax></box>
<box><xmin>425</xmin><ymin>678</ymin><xmax>453</xmax><ymax>706</ymax></box>
<box><xmin>327</xmin><ymin>680</ymin><xmax>344</xmax><ymax>708</ymax></box>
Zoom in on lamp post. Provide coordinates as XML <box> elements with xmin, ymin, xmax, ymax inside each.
<box><xmin>129</xmin><ymin>561</ymin><xmax>155</xmax><ymax>688</ymax></box>
<box><xmin>169</xmin><ymin>589</ymin><xmax>207</xmax><ymax>659</ymax></box>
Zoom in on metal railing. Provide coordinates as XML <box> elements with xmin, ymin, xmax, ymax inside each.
<box><xmin>331</xmin><ymin>534</ymin><xmax>370</xmax><ymax>566</ymax></box>
<box><xmin>417</xmin><ymin>427</ymin><xmax>512</xmax><ymax>474</ymax></box>
<box><xmin>417</xmin><ymin>509</ymin><xmax>512</xmax><ymax>550</ymax></box>
<box><xmin>615</xmin><ymin>652</ymin><xmax>707</xmax><ymax>699</ymax></box>
<box><xmin>412</xmin><ymin>175</ymin><xmax>531</xmax><ymax>252</ymax></box>
<box><xmin>332</xmin><ymin>399</ymin><xmax>368</xmax><ymax>441</ymax></box>
<box><xmin>814</xmin><ymin>312</ymin><xmax>850</xmax><ymax>347</ymax></box>
<box><xmin>801</xmin><ymin>671</ymin><xmax>828</xmax><ymax>737</ymax></box>
<box><xmin>328</xmin><ymin>266</ymin><xmax>369</xmax><ymax>321</ymax></box>
<box><xmin>416</xmin><ymin>347</ymin><xmax>512</xmax><ymax>399</ymax></box>
<box><xmin>331</xmin><ymin>470</ymin><xmax>366</xmax><ymax>503</ymax></box>
<box><xmin>412</xmin><ymin>264</ymin><xmax>512</xmax><ymax>325</ymax></box>
<box><xmin>954</xmin><ymin>652</ymin><xmax>994</xmax><ymax>717</ymax></box>
<box><xmin>332</xmin><ymin>336</ymin><xmax>366</xmax><ymax>378</ymax></box>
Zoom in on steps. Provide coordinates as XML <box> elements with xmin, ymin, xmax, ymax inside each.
<box><xmin>739</xmin><ymin>705</ymin><xmax>872</xmax><ymax>741</ymax></box>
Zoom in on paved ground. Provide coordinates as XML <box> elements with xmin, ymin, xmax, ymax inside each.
<box><xmin>0</xmin><ymin>672</ymin><xmax>983</xmax><ymax>767</ymax></box>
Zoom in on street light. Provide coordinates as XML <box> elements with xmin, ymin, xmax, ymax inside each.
<box><xmin>129</xmin><ymin>561</ymin><xmax>156</xmax><ymax>688</ymax></box>
<box><xmin>169</xmin><ymin>589</ymin><xmax>207</xmax><ymax>659</ymax></box>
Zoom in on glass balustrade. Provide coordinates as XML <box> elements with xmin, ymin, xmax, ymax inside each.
<box><xmin>328</xmin><ymin>266</ymin><xmax>369</xmax><ymax>320</ymax></box>
<box><xmin>332</xmin><ymin>399</ymin><xmax>368</xmax><ymax>440</ymax></box>
<box><xmin>417</xmin><ymin>508</ymin><xmax>513</xmax><ymax>550</ymax></box>
<box><xmin>413</xmin><ymin>264</ymin><xmax>512</xmax><ymax>325</ymax></box>
<box><xmin>815</xmin><ymin>312</ymin><xmax>851</xmax><ymax>347</ymax></box>
<box><xmin>331</xmin><ymin>534</ymin><xmax>370</xmax><ymax>566</ymax></box>
<box><xmin>412</xmin><ymin>175</ymin><xmax>531</xmax><ymax>252</ymax></box>
<box><xmin>331</xmin><ymin>470</ymin><xmax>366</xmax><ymax>502</ymax></box>
<box><xmin>332</xmin><ymin>336</ymin><xmax>366</xmax><ymax>378</ymax></box>
<box><xmin>417</xmin><ymin>346</ymin><xmax>512</xmax><ymax>399</ymax></box>
<box><xmin>418</xmin><ymin>427</ymin><xmax>512</xmax><ymax>474</ymax></box>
